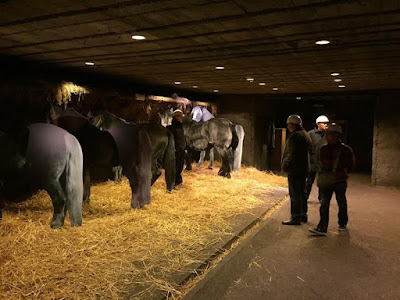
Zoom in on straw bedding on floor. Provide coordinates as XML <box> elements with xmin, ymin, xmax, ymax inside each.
<box><xmin>0</xmin><ymin>164</ymin><xmax>287</xmax><ymax>299</ymax></box>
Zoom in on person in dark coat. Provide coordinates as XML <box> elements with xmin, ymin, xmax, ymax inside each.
<box><xmin>309</xmin><ymin>123</ymin><xmax>355</xmax><ymax>236</ymax></box>
<box><xmin>305</xmin><ymin>115</ymin><xmax>329</xmax><ymax>202</ymax></box>
<box><xmin>282</xmin><ymin>115</ymin><xmax>312</xmax><ymax>225</ymax></box>
<box><xmin>167</xmin><ymin>109</ymin><xmax>186</xmax><ymax>186</ymax></box>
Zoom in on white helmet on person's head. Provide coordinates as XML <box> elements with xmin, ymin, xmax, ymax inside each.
<box><xmin>286</xmin><ymin>114</ymin><xmax>302</xmax><ymax>125</ymax></box>
<box><xmin>326</xmin><ymin>123</ymin><xmax>342</xmax><ymax>134</ymax></box>
<box><xmin>316</xmin><ymin>115</ymin><xmax>329</xmax><ymax>124</ymax></box>
<box><xmin>172</xmin><ymin>109</ymin><xmax>184</xmax><ymax>117</ymax></box>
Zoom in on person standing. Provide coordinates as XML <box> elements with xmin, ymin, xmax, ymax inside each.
<box><xmin>282</xmin><ymin>115</ymin><xmax>312</xmax><ymax>225</ymax></box>
<box><xmin>306</xmin><ymin>115</ymin><xmax>329</xmax><ymax>202</ymax></box>
<box><xmin>309</xmin><ymin>124</ymin><xmax>356</xmax><ymax>236</ymax></box>
<box><xmin>167</xmin><ymin>109</ymin><xmax>186</xmax><ymax>186</ymax></box>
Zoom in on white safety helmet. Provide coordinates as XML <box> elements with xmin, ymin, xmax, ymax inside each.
<box><xmin>316</xmin><ymin>115</ymin><xmax>329</xmax><ymax>124</ymax></box>
<box><xmin>326</xmin><ymin>123</ymin><xmax>342</xmax><ymax>134</ymax></box>
<box><xmin>286</xmin><ymin>114</ymin><xmax>302</xmax><ymax>125</ymax></box>
<box><xmin>172</xmin><ymin>109</ymin><xmax>184</xmax><ymax>117</ymax></box>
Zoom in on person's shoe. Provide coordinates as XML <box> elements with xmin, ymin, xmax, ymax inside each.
<box><xmin>301</xmin><ymin>216</ymin><xmax>308</xmax><ymax>223</ymax></box>
<box><xmin>309</xmin><ymin>227</ymin><xmax>327</xmax><ymax>236</ymax></box>
<box><xmin>338</xmin><ymin>225</ymin><xmax>347</xmax><ymax>231</ymax></box>
<box><xmin>282</xmin><ymin>218</ymin><xmax>301</xmax><ymax>225</ymax></box>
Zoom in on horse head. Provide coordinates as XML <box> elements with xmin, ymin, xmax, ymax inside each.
<box><xmin>159</xmin><ymin>108</ymin><xmax>174</xmax><ymax>127</ymax></box>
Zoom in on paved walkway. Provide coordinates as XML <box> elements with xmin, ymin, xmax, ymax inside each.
<box><xmin>184</xmin><ymin>174</ymin><xmax>400</xmax><ymax>300</ymax></box>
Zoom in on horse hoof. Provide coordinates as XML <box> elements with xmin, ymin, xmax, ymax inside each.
<box><xmin>208</xmin><ymin>167</ymin><xmax>213</xmax><ymax>170</ymax></box>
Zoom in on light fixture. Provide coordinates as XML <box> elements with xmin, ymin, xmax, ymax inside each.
<box><xmin>334</xmin><ymin>78</ymin><xmax>342</xmax><ymax>82</ymax></box>
<box><xmin>215</xmin><ymin>66</ymin><xmax>225</xmax><ymax>70</ymax></box>
<box><xmin>338</xmin><ymin>85</ymin><xmax>345</xmax><ymax>88</ymax></box>
<box><xmin>247</xmin><ymin>77</ymin><xmax>254</xmax><ymax>82</ymax></box>
<box><xmin>85</xmin><ymin>62</ymin><xmax>95</xmax><ymax>66</ymax></box>
<box><xmin>193</xmin><ymin>85</ymin><xmax>198</xmax><ymax>89</ymax></box>
<box><xmin>315</xmin><ymin>40</ymin><xmax>330</xmax><ymax>45</ymax></box>
<box><xmin>174</xmin><ymin>81</ymin><xmax>181</xmax><ymax>85</ymax></box>
<box><xmin>330</xmin><ymin>72</ymin><xmax>340</xmax><ymax>76</ymax></box>
<box><xmin>259</xmin><ymin>82</ymin><xmax>266</xmax><ymax>86</ymax></box>
<box><xmin>296</xmin><ymin>96</ymin><xmax>302</xmax><ymax>100</ymax></box>
<box><xmin>132</xmin><ymin>35</ymin><xmax>146</xmax><ymax>40</ymax></box>
<box><xmin>214</xmin><ymin>89</ymin><xmax>219</xmax><ymax>93</ymax></box>
<box><xmin>273</xmin><ymin>87</ymin><xmax>278</xmax><ymax>91</ymax></box>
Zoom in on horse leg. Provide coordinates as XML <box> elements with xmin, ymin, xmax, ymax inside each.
<box><xmin>185</xmin><ymin>150</ymin><xmax>193</xmax><ymax>172</ymax></box>
<box><xmin>197</xmin><ymin>150</ymin><xmax>206</xmax><ymax>168</ymax></box>
<box><xmin>82</xmin><ymin>165</ymin><xmax>91</xmax><ymax>203</ymax></box>
<box><xmin>151</xmin><ymin>158</ymin><xmax>161</xmax><ymax>186</ymax></box>
<box><xmin>112</xmin><ymin>165</ymin><xmax>123</xmax><ymax>183</ymax></box>
<box><xmin>215</xmin><ymin>147</ymin><xmax>233</xmax><ymax>178</ymax></box>
<box><xmin>47</xmin><ymin>180</ymin><xmax>67</xmax><ymax>229</ymax></box>
<box><xmin>163</xmin><ymin>133</ymin><xmax>176</xmax><ymax>192</ymax></box>
<box><xmin>208</xmin><ymin>148</ymin><xmax>214</xmax><ymax>170</ymax></box>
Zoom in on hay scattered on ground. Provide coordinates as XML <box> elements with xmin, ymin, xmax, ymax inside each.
<box><xmin>0</xmin><ymin>164</ymin><xmax>287</xmax><ymax>300</ymax></box>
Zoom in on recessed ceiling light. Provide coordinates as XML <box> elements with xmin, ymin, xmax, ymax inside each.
<box><xmin>214</xmin><ymin>90</ymin><xmax>219</xmax><ymax>93</ymax></box>
<box><xmin>296</xmin><ymin>96</ymin><xmax>302</xmax><ymax>100</ymax></box>
<box><xmin>334</xmin><ymin>78</ymin><xmax>342</xmax><ymax>82</ymax></box>
<box><xmin>85</xmin><ymin>62</ymin><xmax>95</xmax><ymax>66</ymax></box>
<box><xmin>338</xmin><ymin>85</ymin><xmax>346</xmax><ymax>88</ymax></box>
<box><xmin>331</xmin><ymin>72</ymin><xmax>340</xmax><ymax>76</ymax></box>
<box><xmin>247</xmin><ymin>77</ymin><xmax>254</xmax><ymax>82</ymax></box>
<box><xmin>259</xmin><ymin>82</ymin><xmax>266</xmax><ymax>86</ymax></box>
<box><xmin>273</xmin><ymin>87</ymin><xmax>278</xmax><ymax>91</ymax></box>
<box><xmin>174</xmin><ymin>81</ymin><xmax>181</xmax><ymax>85</ymax></box>
<box><xmin>132</xmin><ymin>35</ymin><xmax>146</xmax><ymax>40</ymax></box>
<box><xmin>193</xmin><ymin>85</ymin><xmax>198</xmax><ymax>88</ymax></box>
<box><xmin>316</xmin><ymin>40</ymin><xmax>330</xmax><ymax>45</ymax></box>
<box><xmin>215</xmin><ymin>66</ymin><xmax>225</xmax><ymax>70</ymax></box>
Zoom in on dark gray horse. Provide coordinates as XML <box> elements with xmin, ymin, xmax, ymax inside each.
<box><xmin>182</xmin><ymin>116</ymin><xmax>239</xmax><ymax>178</ymax></box>
<box><xmin>48</xmin><ymin>106</ymin><xmax>122</xmax><ymax>202</ymax></box>
<box><xmin>89</xmin><ymin>110</ymin><xmax>176</xmax><ymax>192</ymax></box>
<box><xmin>0</xmin><ymin>124</ymin><xmax>83</xmax><ymax>228</ymax></box>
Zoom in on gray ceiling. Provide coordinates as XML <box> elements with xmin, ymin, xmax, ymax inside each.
<box><xmin>1</xmin><ymin>0</ymin><xmax>399</xmax><ymax>94</ymax></box>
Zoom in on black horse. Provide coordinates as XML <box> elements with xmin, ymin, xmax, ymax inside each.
<box><xmin>48</xmin><ymin>106</ymin><xmax>122</xmax><ymax>202</ymax></box>
<box><xmin>182</xmin><ymin>116</ymin><xmax>239</xmax><ymax>178</ymax></box>
<box><xmin>89</xmin><ymin>110</ymin><xmax>176</xmax><ymax>192</ymax></box>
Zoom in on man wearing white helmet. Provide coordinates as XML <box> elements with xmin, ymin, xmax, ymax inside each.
<box><xmin>281</xmin><ymin>115</ymin><xmax>312</xmax><ymax>225</ymax></box>
<box><xmin>167</xmin><ymin>109</ymin><xmax>186</xmax><ymax>186</ymax></box>
<box><xmin>309</xmin><ymin>123</ymin><xmax>355</xmax><ymax>236</ymax></box>
<box><xmin>305</xmin><ymin>115</ymin><xmax>329</xmax><ymax>202</ymax></box>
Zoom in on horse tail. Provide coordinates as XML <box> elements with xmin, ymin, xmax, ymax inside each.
<box><xmin>163</xmin><ymin>130</ymin><xmax>176</xmax><ymax>192</ymax></box>
<box><xmin>229</xmin><ymin>122</ymin><xmax>239</xmax><ymax>151</ymax></box>
<box><xmin>233</xmin><ymin>124</ymin><xmax>245</xmax><ymax>172</ymax></box>
<box><xmin>65</xmin><ymin>134</ymin><xmax>83</xmax><ymax>227</ymax></box>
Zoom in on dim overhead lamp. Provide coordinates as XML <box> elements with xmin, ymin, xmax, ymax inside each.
<box><xmin>273</xmin><ymin>87</ymin><xmax>278</xmax><ymax>91</ymax></box>
<box><xmin>215</xmin><ymin>66</ymin><xmax>225</xmax><ymax>70</ymax></box>
<box><xmin>193</xmin><ymin>85</ymin><xmax>198</xmax><ymax>88</ymax></box>
<box><xmin>338</xmin><ymin>85</ymin><xmax>346</xmax><ymax>88</ymax></box>
<box><xmin>132</xmin><ymin>35</ymin><xmax>146</xmax><ymax>40</ymax></box>
<box><xmin>315</xmin><ymin>40</ymin><xmax>330</xmax><ymax>45</ymax></box>
<box><xmin>330</xmin><ymin>72</ymin><xmax>340</xmax><ymax>76</ymax></box>
<box><xmin>247</xmin><ymin>78</ymin><xmax>254</xmax><ymax>82</ymax></box>
<box><xmin>259</xmin><ymin>82</ymin><xmax>266</xmax><ymax>86</ymax></box>
<box><xmin>85</xmin><ymin>62</ymin><xmax>95</xmax><ymax>66</ymax></box>
<box><xmin>174</xmin><ymin>81</ymin><xmax>181</xmax><ymax>85</ymax></box>
<box><xmin>334</xmin><ymin>78</ymin><xmax>342</xmax><ymax>82</ymax></box>
<box><xmin>214</xmin><ymin>90</ymin><xmax>219</xmax><ymax>93</ymax></box>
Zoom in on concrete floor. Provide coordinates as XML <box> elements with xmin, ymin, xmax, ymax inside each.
<box><xmin>184</xmin><ymin>174</ymin><xmax>400</xmax><ymax>300</ymax></box>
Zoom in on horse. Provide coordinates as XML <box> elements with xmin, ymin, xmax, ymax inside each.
<box><xmin>48</xmin><ymin>106</ymin><xmax>123</xmax><ymax>202</ymax></box>
<box><xmin>0</xmin><ymin>124</ymin><xmax>83</xmax><ymax>228</ymax></box>
<box><xmin>89</xmin><ymin>110</ymin><xmax>176</xmax><ymax>192</ymax></box>
<box><xmin>181</xmin><ymin>115</ymin><xmax>239</xmax><ymax>178</ymax></box>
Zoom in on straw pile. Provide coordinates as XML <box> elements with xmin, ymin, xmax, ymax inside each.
<box><xmin>0</xmin><ymin>164</ymin><xmax>287</xmax><ymax>300</ymax></box>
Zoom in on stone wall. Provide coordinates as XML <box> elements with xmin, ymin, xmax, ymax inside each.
<box><xmin>372</xmin><ymin>93</ymin><xmax>400</xmax><ymax>187</ymax></box>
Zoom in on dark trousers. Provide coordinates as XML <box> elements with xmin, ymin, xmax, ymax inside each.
<box><xmin>305</xmin><ymin>171</ymin><xmax>321</xmax><ymax>201</ymax></box>
<box><xmin>318</xmin><ymin>182</ymin><xmax>349</xmax><ymax>232</ymax></box>
<box><xmin>288</xmin><ymin>174</ymin><xmax>308</xmax><ymax>220</ymax></box>
<box><xmin>175</xmin><ymin>150</ymin><xmax>186</xmax><ymax>185</ymax></box>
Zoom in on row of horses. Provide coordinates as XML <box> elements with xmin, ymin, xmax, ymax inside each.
<box><xmin>0</xmin><ymin>105</ymin><xmax>244</xmax><ymax>228</ymax></box>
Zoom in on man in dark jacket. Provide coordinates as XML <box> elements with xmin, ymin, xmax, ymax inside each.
<box><xmin>309</xmin><ymin>124</ymin><xmax>355</xmax><ymax>236</ymax></box>
<box><xmin>282</xmin><ymin>115</ymin><xmax>312</xmax><ymax>225</ymax></box>
<box><xmin>167</xmin><ymin>109</ymin><xmax>186</xmax><ymax>186</ymax></box>
<box><xmin>306</xmin><ymin>115</ymin><xmax>329</xmax><ymax>202</ymax></box>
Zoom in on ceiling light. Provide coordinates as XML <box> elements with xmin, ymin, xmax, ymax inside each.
<box><xmin>193</xmin><ymin>85</ymin><xmax>198</xmax><ymax>89</ymax></box>
<box><xmin>296</xmin><ymin>96</ymin><xmax>302</xmax><ymax>100</ymax></box>
<box><xmin>132</xmin><ymin>35</ymin><xmax>146</xmax><ymax>40</ymax></box>
<box><xmin>215</xmin><ymin>66</ymin><xmax>225</xmax><ymax>70</ymax></box>
<box><xmin>259</xmin><ymin>82</ymin><xmax>266</xmax><ymax>86</ymax></box>
<box><xmin>330</xmin><ymin>72</ymin><xmax>340</xmax><ymax>76</ymax></box>
<box><xmin>315</xmin><ymin>40</ymin><xmax>330</xmax><ymax>45</ymax></box>
<box><xmin>273</xmin><ymin>87</ymin><xmax>278</xmax><ymax>91</ymax></box>
<box><xmin>85</xmin><ymin>62</ymin><xmax>95</xmax><ymax>66</ymax></box>
<box><xmin>214</xmin><ymin>90</ymin><xmax>219</xmax><ymax>93</ymax></box>
<box><xmin>247</xmin><ymin>77</ymin><xmax>254</xmax><ymax>82</ymax></box>
<box><xmin>338</xmin><ymin>85</ymin><xmax>345</xmax><ymax>88</ymax></box>
<box><xmin>334</xmin><ymin>78</ymin><xmax>342</xmax><ymax>82</ymax></box>
<box><xmin>174</xmin><ymin>81</ymin><xmax>181</xmax><ymax>85</ymax></box>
